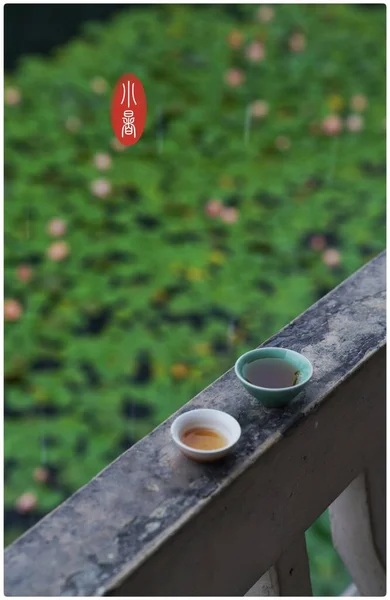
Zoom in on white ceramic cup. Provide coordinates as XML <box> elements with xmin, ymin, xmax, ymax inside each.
<box><xmin>170</xmin><ymin>408</ymin><xmax>241</xmax><ymax>462</ymax></box>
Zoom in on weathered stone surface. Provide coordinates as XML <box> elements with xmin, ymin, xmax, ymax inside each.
<box><xmin>4</xmin><ymin>252</ymin><xmax>386</xmax><ymax>596</ymax></box>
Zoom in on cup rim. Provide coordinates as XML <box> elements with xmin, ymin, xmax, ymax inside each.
<box><xmin>170</xmin><ymin>408</ymin><xmax>241</xmax><ymax>455</ymax></box>
<box><xmin>234</xmin><ymin>347</ymin><xmax>313</xmax><ymax>393</ymax></box>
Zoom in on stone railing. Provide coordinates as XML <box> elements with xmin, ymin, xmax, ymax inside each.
<box><xmin>4</xmin><ymin>251</ymin><xmax>386</xmax><ymax>597</ymax></box>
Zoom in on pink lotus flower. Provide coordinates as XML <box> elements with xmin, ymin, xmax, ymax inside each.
<box><xmin>257</xmin><ymin>5</ymin><xmax>274</xmax><ymax>23</ymax></box>
<box><xmin>246</xmin><ymin>41</ymin><xmax>265</xmax><ymax>63</ymax></box>
<box><xmin>251</xmin><ymin>100</ymin><xmax>269</xmax><ymax>118</ymax></box>
<box><xmin>93</xmin><ymin>152</ymin><xmax>112</xmax><ymax>171</ymax></box>
<box><xmin>289</xmin><ymin>32</ymin><xmax>306</xmax><ymax>53</ymax></box>
<box><xmin>205</xmin><ymin>199</ymin><xmax>223</xmax><ymax>218</ymax></box>
<box><xmin>4</xmin><ymin>299</ymin><xmax>23</xmax><ymax>321</ymax></box>
<box><xmin>227</xmin><ymin>30</ymin><xmax>243</xmax><ymax>49</ymax></box>
<box><xmin>275</xmin><ymin>136</ymin><xmax>291</xmax><ymax>151</ymax></box>
<box><xmin>224</xmin><ymin>68</ymin><xmax>245</xmax><ymax>88</ymax></box>
<box><xmin>17</xmin><ymin>265</ymin><xmax>33</xmax><ymax>283</ymax></box>
<box><xmin>322</xmin><ymin>248</ymin><xmax>341</xmax><ymax>268</ymax></box>
<box><xmin>16</xmin><ymin>492</ymin><xmax>37</xmax><ymax>513</ymax></box>
<box><xmin>90</xmin><ymin>76</ymin><xmax>107</xmax><ymax>94</ymax></box>
<box><xmin>47</xmin><ymin>218</ymin><xmax>67</xmax><ymax>237</ymax></box>
<box><xmin>220</xmin><ymin>207</ymin><xmax>239</xmax><ymax>224</ymax></box>
<box><xmin>65</xmin><ymin>116</ymin><xmax>81</xmax><ymax>133</ymax></box>
<box><xmin>346</xmin><ymin>114</ymin><xmax>364</xmax><ymax>133</ymax></box>
<box><xmin>350</xmin><ymin>94</ymin><xmax>368</xmax><ymax>112</ymax></box>
<box><xmin>111</xmin><ymin>137</ymin><xmax>126</xmax><ymax>152</ymax></box>
<box><xmin>5</xmin><ymin>86</ymin><xmax>22</xmax><ymax>106</ymax></box>
<box><xmin>33</xmin><ymin>466</ymin><xmax>49</xmax><ymax>484</ymax></box>
<box><xmin>90</xmin><ymin>178</ymin><xmax>112</xmax><ymax>199</ymax></box>
<box><xmin>47</xmin><ymin>241</ymin><xmax>70</xmax><ymax>261</ymax></box>
<box><xmin>310</xmin><ymin>235</ymin><xmax>326</xmax><ymax>251</ymax></box>
<box><xmin>321</xmin><ymin>114</ymin><xmax>343</xmax><ymax>136</ymax></box>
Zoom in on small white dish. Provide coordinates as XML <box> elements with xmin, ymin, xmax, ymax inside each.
<box><xmin>170</xmin><ymin>408</ymin><xmax>241</xmax><ymax>462</ymax></box>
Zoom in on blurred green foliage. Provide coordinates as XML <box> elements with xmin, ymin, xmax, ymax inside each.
<box><xmin>4</xmin><ymin>4</ymin><xmax>385</xmax><ymax>595</ymax></box>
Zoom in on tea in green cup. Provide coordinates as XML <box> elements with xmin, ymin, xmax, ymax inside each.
<box><xmin>235</xmin><ymin>347</ymin><xmax>313</xmax><ymax>408</ymax></box>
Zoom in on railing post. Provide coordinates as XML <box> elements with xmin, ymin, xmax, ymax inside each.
<box><xmin>246</xmin><ymin>534</ymin><xmax>312</xmax><ymax>597</ymax></box>
<box><xmin>329</xmin><ymin>448</ymin><xmax>386</xmax><ymax>596</ymax></box>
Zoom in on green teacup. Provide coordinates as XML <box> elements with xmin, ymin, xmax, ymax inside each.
<box><xmin>234</xmin><ymin>347</ymin><xmax>313</xmax><ymax>408</ymax></box>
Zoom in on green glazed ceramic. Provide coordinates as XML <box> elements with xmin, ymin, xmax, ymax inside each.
<box><xmin>234</xmin><ymin>347</ymin><xmax>313</xmax><ymax>408</ymax></box>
